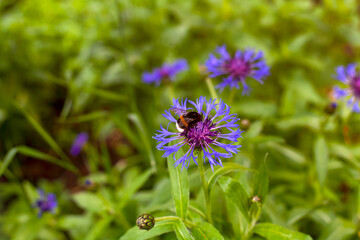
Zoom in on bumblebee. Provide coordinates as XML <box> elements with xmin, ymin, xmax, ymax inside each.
<box><xmin>172</xmin><ymin>108</ymin><xmax>203</xmax><ymax>133</ymax></box>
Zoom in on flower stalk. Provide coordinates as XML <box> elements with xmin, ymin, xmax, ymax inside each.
<box><xmin>205</xmin><ymin>77</ymin><xmax>219</xmax><ymax>101</ymax></box>
<box><xmin>197</xmin><ymin>152</ymin><xmax>213</xmax><ymax>224</ymax></box>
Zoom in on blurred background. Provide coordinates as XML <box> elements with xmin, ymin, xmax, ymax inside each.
<box><xmin>1</xmin><ymin>0</ymin><xmax>360</xmax><ymax>239</ymax></box>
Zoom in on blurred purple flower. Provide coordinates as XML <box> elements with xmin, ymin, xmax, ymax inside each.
<box><xmin>142</xmin><ymin>59</ymin><xmax>188</xmax><ymax>86</ymax></box>
<box><xmin>35</xmin><ymin>189</ymin><xmax>57</xmax><ymax>217</ymax></box>
<box><xmin>333</xmin><ymin>63</ymin><xmax>360</xmax><ymax>112</ymax></box>
<box><xmin>70</xmin><ymin>132</ymin><xmax>89</xmax><ymax>156</ymax></box>
<box><xmin>153</xmin><ymin>97</ymin><xmax>243</xmax><ymax>171</ymax></box>
<box><xmin>205</xmin><ymin>45</ymin><xmax>270</xmax><ymax>94</ymax></box>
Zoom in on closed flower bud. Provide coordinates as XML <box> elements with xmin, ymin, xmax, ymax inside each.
<box><xmin>240</xmin><ymin>119</ymin><xmax>251</xmax><ymax>130</ymax></box>
<box><xmin>249</xmin><ymin>195</ymin><xmax>262</xmax><ymax>223</ymax></box>
<box><xmin>136</xmin><ymin>213</ymin><xmax>155</xmax><ymax>230</ymax></box>
<box><xmin>84</xmin><ymin>179</ymin><xmax>97</xmax><ymax>191</ymax></box>
<box><xmin>324</xmin><ymin>102</ymin><xmax>337</xmax><ymax>114</ymax></box>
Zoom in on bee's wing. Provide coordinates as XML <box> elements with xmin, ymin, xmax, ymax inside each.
<box><xmin>171</xmin><ymin>108</ymin><xmax>188</xmax><ymax>116</ymax></box>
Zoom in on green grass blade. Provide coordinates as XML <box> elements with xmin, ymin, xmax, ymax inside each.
<box><xmin>314</xmin><ymin>135</ymin><xmax>328</xmax><ymax>187</ymax></box>
<box><xmin>207</xmin><ymin>163</ymin><xmax>253</xmax><ymax>191</ymax></box>
<box><xmin>167</xmin><ymin>149</ymin><xmax>189</xmax><ymax>220</ymax></box>
<box><xmin>174</xmin><ymin>220</ymin><xmax>194</xmax><ymax>240</ymax></box>
<box><xmin>118</xmin><ymin>168</ymin><xmax>154</xmax><ymax>210</ymax></box>
<box><xmin>17</xmin><ymin>146</ymin><xmax>78</xmax><ymax>173</ymax></box>
<box><xmin>253</xmin><ymin>223</ymin><xmax>313</xmax><ymax>240</ymax></box>
<box><xmin>192</xmin><ymin>222</ymin><xmax>224</xmax><ymax>240</ymax></box>
<box><xmin>59</xmin><ymin>111</ymin><xmax>107</xmax><ymax>124</ymax></box>
<box><xmin>84</xmin><ymin>216</ymin><xmax>114</xmax><ymax>240</ymax></box>
<box><xmin>218</xmin><ymin>176</ymin><xmax>250</xmax><ymax>222</ymax></box>
<box><xmin>16</xmin><ymin>106</ymin><xmax>71</xmax><ymax>162</ymax></box>
<box><xmin>253</xmin><ymin>153</ymin><xmax>269</xmax><ymax>201</ymax></box>
<box><xmin>0</xmin><ymin>148</ymin><xmax>18</xmax><ymax>177</ymax></box>
<box><xmin>0</xmin><ymin>146</ymin><xmax>79</xmax><ymax>177</ymax></box>
<box><xmin>128</xmin><ymin>113</ymin><xmax>156</xmax><ymax>170</ymax></box>
<box><xmin>83</xmin><ymin>88</ymin><xmax>128</xmax><ymax>102</ymax></box>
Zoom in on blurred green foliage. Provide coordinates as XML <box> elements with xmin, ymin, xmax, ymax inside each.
<box><xmin>1</xmin><ymin>0</ymin><xmax>360</xmax><ymax>239</ymax></box>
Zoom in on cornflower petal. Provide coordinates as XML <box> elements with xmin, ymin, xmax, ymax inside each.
<box><xmin>333</xmin><ymin>63</ymin><xmax>360</xmax><ymax>113</ymax></box>
<box><xmin>153</xmin><ymin>97</ymin><xmax>242</xmax><ymax>170</ymax></box>
<box><xmin>142</xmin><ymin>59</ymin><xmax>188</xmax><ymax>86</ymax></box>
<box><xmin>70</xmin><ymin>132</ymin><xmax>89</xmax><ymax>156</ymax></box>
<box><xmin>34</xmin><ymin>189</ymin><xmax>57</xmax><ymax>217</ymax></box>
<box><xmin>205</xmin><ymin>44</ymin><xmax>270</xmax><ymax>93</ymax></box>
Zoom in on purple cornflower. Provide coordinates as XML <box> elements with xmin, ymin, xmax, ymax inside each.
<box><xmin>205</xmin><ymin>45</ymin><xmax>270</xmax><ymax>94</ymax></box>
<box><xmin>142</xmin><ymin>59</ymin><xmax>188</xmax><ymax>86</ymax></box>
<box><xmin>153</xmin><ymin>97</ymin><xmax>243</xmax><ymax>171</ymax></box>
<box><xmin>35</xmin><ymin>189</ymin><xmax>57</xmax><ymax>217</ymax></box>
<box><xmin>333</xmin><ymin>63</ymin><xmax>360</xmax><ymax>112</ymax></box>
<box><xmin>70</xmin><ymin>132</ymin><xmax>89</xmax><ymax>156</ymax></box>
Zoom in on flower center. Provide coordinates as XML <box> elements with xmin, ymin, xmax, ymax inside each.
<box><xmin>38</xmin><ymin>199</ymin><xmax>52</xmax><ymax>211</ymax></box>
<box><xmin>223</xmin><ymin>58</ymin><xmax>251</xmax><ymax>80</ymax></box>
<box><xmin>350</xmin><ymin>75</ymin><xmax>360</xmax><ymax>98</ymax></box>
<box><xmin>159</xmin><ymin>69</ymin><xmax>170</xmax><ymax>78</ymax></box>
<box><xmin>182</xmin><ymin>118</ymin><xmax>219</xmax><ymax>149</ymax></box>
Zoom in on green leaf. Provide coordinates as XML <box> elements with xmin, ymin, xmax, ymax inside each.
<box><xmin>244</xmin><ymin>120</ymin><xmax>264</xmax><ymax>139</ymax></box>
<box><xmin>83</xmin><ymin>88</ymin><xmax>128</xmax><ymax>102</ymax></box>
<box><xmin>275</xmin><ymin>116</ymin><xmax>321</xmax><ymax>132</ymax></box>
<box><xmin>191</xmin><ymin>222</ymin><xmax>224</xmax><ymax>240</ymax></box>
<box><xmin>120</xmin><ymin>219</ymin><xmax>175</xmax><ymax>240</ymax></box>
<box><xmin>118</xmin><ymin>168</ymin><xmax>154</xmax><ymax>210</ymax></box>
<box><xmin>17</xmin><ymin>106</ymin><xmax>71</xmax><ymax>163</ymax></box>
<box><xmin>84</xmin><ymin>216</ymin><xmax>114</xmax><ymax>240</ymax></box>
<box><xmin>266</xmin><ymin>142</ymin><xmax>306</xmax><ymax>165</ymax></box>
<box><xmin>167</xmin><ymin>149</ymin><xmax>189</xmax><ymax>220</ymax></box>
<box><xmin>0</xmin><ymin>148</ymin><xmax>17</xmax><ymax>177</ymax></box>
<box><xmin>314</xmin><ymin>135</ymin><xmax>328</xmax><ymax>187</ymax></box>
<box><xmin>0</xmin><ymin>146</ymin><xmax>78</xmax><ymax>177</ymax></box>
<box><xmin>60</xmin><ymin>111</ymin><xmax>108</xmax><ymax>124</ymax></box>
<box><xmin>72</xmin><ymin>192</ymin><xmax>107</xmax><ymax>213</ymax></box>
<box><xmin>329</xmin><ymin>142</ymin><xmax>360</xmax><ymax>168</ymax></box>
<box><xmin>233</xmin><ymin>100</ymin><xmax>277</xmax><ymax>118</ymax></box>
<box><xmin>317</xmin><ymin>218</ymin><xmax>355</xmax><ymax>240</ymax></box>
<box><xmin>17</xmin><ymin>146</ymin><xmax>78</xmax><ymax>173</ymax></box>
<box><xmin>253</xmin><ymin>154</ymin><xmax>269</xmax><ymax>201</ymax></box>
<box><xmin>218</xmin><ymin>176</ymin><xmax>250</xmax><ymax>221</ymax></box>
<box><xmin>174</xmin><ymin>220</ymin><xmax>194</xmax><ymax>240</ymax></box>
<box><xmin>58</xmin><ymin>215</ymin><xmax>92</xmax><ymax>238</ymax></box>
<box><xmin>128</xmin><ymin>113</ymin><xmax>156</xmax><ymax>169</ymax></box>
<box><xmin>12</xmin><ymin>216</ymin><xmax>44</xmax><ymax>240</ymax></box>
<box><xmin>253</xmin><ymin>223</ymin><xmax>312</xmax><ymax>240</ymax></box>
<box><xmin>208</xmin><ymin>163</ymin><xmax>252</xmax><ymax>191</ymax></box>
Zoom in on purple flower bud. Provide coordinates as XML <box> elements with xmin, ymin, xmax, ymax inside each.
<box><xmin>35</xmin><ymin>189</ymin><xmax>57</xmax><ymax>217</ymax></box>
<box><xmin>142</xmin><ymin>59</ymin><xmax>188</xmax><ymax>86</ymax></box>
<box><xmin>70</xmin><ymin>132</ymin><xmax>89</xmax><ymax>156</ymax></box>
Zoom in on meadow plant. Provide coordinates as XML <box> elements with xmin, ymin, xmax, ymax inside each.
<box><xmin>34</xmin><ymin>189</ymin><xmax>57</xmax><ymax>217</ymax></box>
<box><xmin>142</xmin><ymin>59</ymin><xmax>188</xmax><ymax>86</ymax></box>
<box><xmin>205</xmin><ymin>45</ymin><xmax>270</xmax><ymax>94</ymax></box>
<box><xmin>70</xmin><ymin>132</ymin><xmax>89</xmax><ymax>156</ymax></box>
<box><xmin>333</xmin><ymin>63</ymin><xmax>360</xmax><ymax>112</ymax></box>
<box><xmin>1</xmin><ymin>1</ymin><xmax>360</xmax><ymax>240</ymax></box>
<box><xmin>153</xmin><ymin>96</ymin><xmax>242</xmax><ymax>170</ymax></box>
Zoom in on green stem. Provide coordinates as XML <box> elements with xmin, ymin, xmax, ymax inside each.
<box><xmin>5</xmin><ymin>170</ymin><xmax>34</xmax><ymax>212</ymax></box>
<box><xmin>189</xmin><ymin>205</ymin><xmax>206</xmax><ymax>219</ymax></box>
<box><xmin>155</xmin><ymin>216</ymin><xmax>196</xmax><ymax>228</ymax></box>
<box><xmin>155</xmin><ymin>216</ymin><xmax>181</xmax><ymax>222</ymax></box>
<box><xmin>197</xmin><ymin>154</ymin><xmax>213</xmax><ymax>223</ymax></box>
<box><xmin>228</xmin><ymin>87</ymin><xmax>236</xmax><ymax>105</ymax></box>
<box><xmin>205</xmin><ymin>78</ymin><xmax>219</xmax><ymax>101</ymax></box>
<box><xmin>166</xmin><ymin>84</ymin><xmax>176</xmax><ymax>103</ymax></box>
